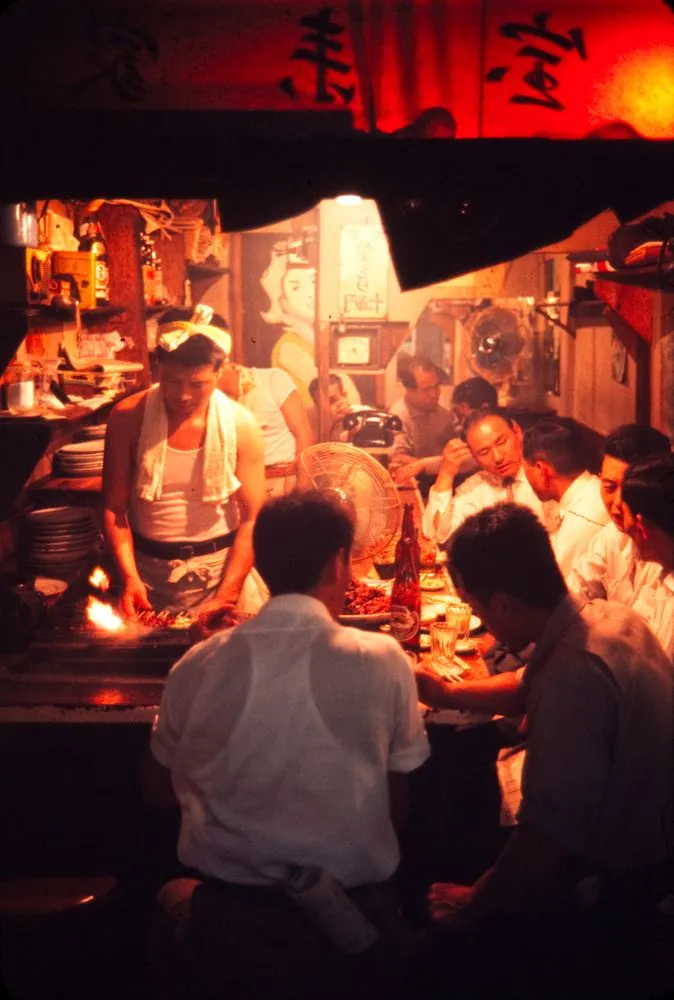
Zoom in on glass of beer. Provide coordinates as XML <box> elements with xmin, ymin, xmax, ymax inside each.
<box><xmin>430</xmin><ymin>621</ymin><xmax>458</xmax><ymax>669</ymax></box>
<box><xmin>445</xmin><ymin>599</ymin><xmax>472</xmax><ymax>641</ymax></box>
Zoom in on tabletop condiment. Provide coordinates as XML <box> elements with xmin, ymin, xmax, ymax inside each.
<box><xmin>390</xmin><ymin>503</ymin><xmax>421</xmax><ymax>648</ymax></box>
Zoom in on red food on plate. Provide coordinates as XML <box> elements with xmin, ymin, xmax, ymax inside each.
<box><xmin>342</xmin><ymin>579</ymin><xmax>389</xmax><ymax>616</ymax></box>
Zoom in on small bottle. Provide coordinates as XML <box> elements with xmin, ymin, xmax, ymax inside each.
<box><xmin>78</xmin><ymin>217</ymin><xmax>109</xmax><ymax>306</ymax></box>
<box><xmin>284</xmin><ymin>867</ymin><xmax>379</xmax><ymax>954</ymax></box>
<box><xmin>140</xmin><ymin>233</ymin><xmax>155</xmax><ymax>305</ymax></box>
<box><xmin>390</xmin><ymin>503</ymin><xmax>421</xmax><ymax>648</ymax></box>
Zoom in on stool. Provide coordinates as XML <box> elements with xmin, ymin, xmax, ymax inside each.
<box><xmin>0</xmin><ymin>876</ymin><xmax>117</xmax><ymax>999</ymax></box>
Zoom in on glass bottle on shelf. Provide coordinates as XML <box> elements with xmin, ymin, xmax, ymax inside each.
<box><xmin>389</xmin><ymin>503</ymin><xmax>421</xmax><ymax>648</ymax></box>
<box><xmin>78</xmin><ymin>217</ymin><xmax>109</xmax><ymax>306</ymax></box>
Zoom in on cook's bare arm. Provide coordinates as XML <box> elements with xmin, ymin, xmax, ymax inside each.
<box><xmin>102</xmin><ymin>398</ymin><xmax>151</xmax><ymax>616</ymax></box>
<box><xmin>281</xmin><ymin>388</ymin><xmax>315</xmax><ymax>466</ymax></box>
<box><xmin>415</xmin><ymin>666</ymin><xmax>526</xmax><ymax>717</ymax></box>
<box><xmin>213</xmin><ymin>406</ymin><xmax>265</xmax><ymax>605</ymax></box>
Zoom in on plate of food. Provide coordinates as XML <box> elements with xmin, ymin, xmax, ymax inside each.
<box><xmin>469</xmin><ymin>615</ymin><xmax>483</xmax><ymax>633</ymax></box>
<box><xmin>339</xmin><ymin>579</ymin><xmax>391</xmax><ymax>625</ymax></box>
<box><xmin>419</xmin><ymin>570</ymin><xmax>445</xmax><ymax>592</ymax></box>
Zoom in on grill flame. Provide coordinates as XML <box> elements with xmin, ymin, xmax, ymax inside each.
<box><xmin>86</xmin><ymin>596</ymin><xmax>125</xmax><ymax>632</ymax></box>
<box><xmin>89</xmin><ymin>566</ymin><xmax>110</xmax><ymax>592</ymax></box>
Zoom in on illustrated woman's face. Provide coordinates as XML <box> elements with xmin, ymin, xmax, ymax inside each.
<box><xmin>282</xmin><ymin>267</ymin><xmax>316</xmax><ymax>321</ymax></box>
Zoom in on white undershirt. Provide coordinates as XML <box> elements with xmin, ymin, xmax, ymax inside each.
<box><xmin>130</xmin><ymin>445</ymin><xmax>238</xmax><ymax>542</ymax></box>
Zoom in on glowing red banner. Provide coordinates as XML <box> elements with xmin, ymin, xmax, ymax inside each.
<box><xmin>1</xmin><ymin>0</ymin><xmax>673</xmax><ymax>138</ymax></box>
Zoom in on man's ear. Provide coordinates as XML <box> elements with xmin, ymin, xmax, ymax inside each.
<box><xmin>539</xmin><ymin>460</ymin><xmax>554</xmax><ymax>488</ymax></box>
<box><xmin>635</xmin><ymin>513</ymin><xmax>649</xmax><ymax>543</ymax></box>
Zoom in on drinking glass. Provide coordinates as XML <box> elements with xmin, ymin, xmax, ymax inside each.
<box><xmin>430</xmin><ymin>621</ymin><xmax>458</xmax><ymax>668</ymax></box>
<box><xmin>445</xmin><ymin>600</ymin><xmax>472</xmax><ymax>641</ymax></box>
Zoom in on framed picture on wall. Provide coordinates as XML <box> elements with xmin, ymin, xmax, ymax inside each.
<box><xmin>611</xmin><ymin>332</ymin><xmax>628</xmax><ymax>384</ymax></box>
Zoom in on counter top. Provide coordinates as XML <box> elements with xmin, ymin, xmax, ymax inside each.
<box><xmin>0</xmin><ymin>669</ymin><xmax>161</xmax><ymax>723</ymax></box>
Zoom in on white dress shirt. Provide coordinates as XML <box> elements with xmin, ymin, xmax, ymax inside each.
<box><xmin>551</xmin><ymin>472</ymin><xmax>610</xmax><ymax>577</ymax></box>
<box><xmin>152</xmin><ymin>594</ymin><xmax>430</xmax><ymax>888</ymax></box>
<box><xmin>422</xmin><ymin>464</ymin><xmax>558</xmax><ymax>543</ymax></box>
<box><xmin>568</xmin><ymin>521</ymin><xmax>674</xmax><ymax>659</ymax></box>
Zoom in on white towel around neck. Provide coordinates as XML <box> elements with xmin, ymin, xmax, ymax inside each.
<box><xmin>136</xmin><ymin>385</ymin><xmax>240</xmax><ymax>504</ymax></box>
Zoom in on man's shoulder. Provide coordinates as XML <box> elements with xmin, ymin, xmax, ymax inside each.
<box><xmin>574</xmin><ymin>599</ymin><xmax>671</xmax><ymax>670</ymax></box>
<box><xmin>331</xmin><ymin>624</ymin><xmax>412</xmax><ymax>671</ymax></box>
<box><xmin>108</xmin><ymin>388</ymin><xmax>149</xmax><ymax>429</ymax></box>
<box><xmin>389</xmin><ymin>397</ymin><xmax>408</xmax><ymax>419</ymax></box>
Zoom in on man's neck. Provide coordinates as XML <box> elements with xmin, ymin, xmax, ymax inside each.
<box><xmin>554</xmin><ymin>473</ymin><xmax>578</xmax><ymax>504</ymax></box>
<box><xmin>519</xmin><ymin>600</ymin><xmax>563</xmax><ymax>648</ymax></box>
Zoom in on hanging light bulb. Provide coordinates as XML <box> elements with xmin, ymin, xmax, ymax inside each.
<box><xmin>335</xmin><ymin>195</ymin><xmax>362</xmax><ymax>207</ymax></box>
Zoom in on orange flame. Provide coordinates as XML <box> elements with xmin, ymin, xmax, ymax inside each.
<box><xmin>89</xmin><ymin>566</ymin><xmax>110</xmax><ymax>592</ymax></box>
<box><xmin>86</xmin><ymin>596</ymin><xmax>125</xmax><ymax>632</ymax></box>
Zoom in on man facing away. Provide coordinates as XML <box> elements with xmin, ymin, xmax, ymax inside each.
<box><xmin>103</xmin><ymin>307</ymin><xmax>266</xmax><ymax>630</ymax></box>
<box><xmin>522</xmin><ymin>416</ymin><xmax>609</xmax><ymax>576</ymax></box>
<box><xmin>144</xmin><ymin>491</ymin><xmax>430</xmax><ymax>1000</ymax></box>
<box><xmin>414</xmin><ymin>503</ymin><xmax>674</xmax><ymax>1000</ymax></box>
<box><xmin>621</xmin><ymin>453</ymin><xmax>674</xmax><ymax>659</ymax></box>
<box><xmin>421</xmin><ymin>407</ymin><xmax>558</xmax><ymax>545</ymax></box>
<box><xmin>567</xmin><ymin>423</ymin><xmax>672</xmax><ymax>654</ymax></box>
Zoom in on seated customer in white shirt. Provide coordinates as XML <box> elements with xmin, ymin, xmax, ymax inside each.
<box><xmin>621</xmin><ymin>454</ymin><xmax>674</xmax><ymax>659</ymax></box>
<box><xmin>522</xmin><ymin>417</ymin><xmax>609</xmax><ymax>576</ymax></box>
<box><xmin>413</xmin><ymin>503</ymin><xmax>674</xmax><ymax>1000</ymax></box>
<box><xmin>144</xmin><ymin>491</ymin><xmax>430</xmax><ymax>1000</ymax></box>
<box><xmin>422</xmin><ymin>407</ymin><xmax>558</xmax><ymax>545</ymax></box>
<box><xmin>568</xmin><ymin>423</ymin><xmax>672</xmax><ymax>653</ymax></box>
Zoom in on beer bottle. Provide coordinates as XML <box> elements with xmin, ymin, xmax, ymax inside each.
<box><xmin>390</xmin><ymin>503</ymin><xmax>421</xmax><ymax>648</ymax></box>
<box><xmin>78</xmin><ymin>217</ymin><xmax>109</xmax><ymax>306</ymax></box>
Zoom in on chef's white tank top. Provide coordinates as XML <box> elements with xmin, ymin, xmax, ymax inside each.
<box><xmin>129</xmin><ymin>445</ymin><xmax>239</xmax><ymax>542</ymax></box>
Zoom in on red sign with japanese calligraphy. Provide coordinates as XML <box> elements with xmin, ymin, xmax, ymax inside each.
<box><xmin>1</xmin><ymin>0</ymin><xmax>674</xmax><ymax>138</ymax></box>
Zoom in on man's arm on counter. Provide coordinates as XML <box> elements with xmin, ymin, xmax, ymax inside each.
<box><xmin>415</xmin><ymin>666</ymin><xmax>526</xmax><ymax>718</ymax></box>
<box><xmin>281</xmin><ymin>388</ymin><xmax>315</xmax><ymax>459</ymax></box>
<box><xmin>102</xmin><ymin>395</ymin><xmax>152</xmax><ymax>617</ymax></box>
<box><xmin>212</xmin><ymin>405</ymin><xmax>265</xmax><ymax>607</ymax></box>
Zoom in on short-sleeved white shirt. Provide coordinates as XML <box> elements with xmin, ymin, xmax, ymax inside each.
<box><xmin>248</xmin><ymin>367</ymin><xmax>297</xmax><ymax>466</ymax></box>
<box><xmin>151</xmin><ymin>594</ymin><xmax>430</xmax><ymax>888</ymax></box>
<box><xmin>520</xmin><ymin>596</ymin><xmax>674</xmax><ymax>872</ymax></box>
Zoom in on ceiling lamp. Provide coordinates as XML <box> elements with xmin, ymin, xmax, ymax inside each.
<box><xmin>335</xmin><ymin>194</ymin><xmax>362</xmax><ymax>206</ymax></box>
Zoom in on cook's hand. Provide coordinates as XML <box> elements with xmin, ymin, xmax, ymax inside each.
<box><xmin>415</xmin><ymin>664</ymin><xmax>454</xmax><ymax>710</ymax></box>
<box><xmin>393</xmin><ymin>459</ymin><xmax>423</xmax><ymax>484</ymax></box>
<box><xmin>190</xmin><ymin>599</ymin><xmax>238</xmax><ymax>643</ymax></box>
<box><xmin>120</xmin><ymin>576</ymin><xmax>152</xmax><ymax>620</ymax></box>
<box><xmin>428</xmin><ymin>882</ymin><xmax>476</xmax><ymax>927</ymax></box>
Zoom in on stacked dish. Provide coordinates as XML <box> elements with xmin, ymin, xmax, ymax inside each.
<box><xmin>53</xmin><ymin>440</ymin><xmax>105</xmax><ymax>477</ymax></box>
<box><xmin>24</xmin><ymin>506</ymin><xmax>99</xmax><ymax>575</ymax></box>
<box><xmin>76</xmin><ymin>424</ymin><xmax>107</xmax><ymax>442</ymax></box>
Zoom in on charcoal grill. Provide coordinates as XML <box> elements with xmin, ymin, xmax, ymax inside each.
<box><xmin>5</xmin><ymin>598</ymin><xmax>191</xmax><ymax>681</ymax></box>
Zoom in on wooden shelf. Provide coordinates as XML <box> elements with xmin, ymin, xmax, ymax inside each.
<box><xmin>81</xmin><ymin>305</ymin><xmax>127</xmax><ymax>325</ymax></box>
<box><xmin>32</xmin><ymin>475</ymin><xmax>102</xmax><ymax>493</ymax></box>
<box><xmin>145</xmin><ymin>304</ymin><xmax>169</xmax><ymax>316</ymax></box>
<box><xmin>186</xmin><ymin>261</ymin><xmax>230</xmax><ymax>279</ymax></box>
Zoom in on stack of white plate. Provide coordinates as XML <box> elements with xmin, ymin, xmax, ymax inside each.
<box><xmin>24</xmin><ymin>506</ymin><xmax>99</xmax><ymax>575</ymax></box>
<box><xmin>76</xmin><ymin>424</ymin><xmax>107</xmax><ymax>442</ymax></box>
<box><xmin>53</xmin><ymin>440</ymin><xmax>105</xmax><ymax>477</ymax></box>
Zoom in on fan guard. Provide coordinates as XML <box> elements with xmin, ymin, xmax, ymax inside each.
<box><xmin>465</xmin><ymin>306</ymin><xmax>526</xmax><ymax>385</ymax></box>
<box><xmin>300</xmin><ymin>443</ymin><xmax>402</xmax><ymax>561</ymax></box>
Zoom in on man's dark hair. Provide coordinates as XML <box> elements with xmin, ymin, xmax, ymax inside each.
<box><xmin>523</xmin><ymin>417</ymin><xmax>589</xmax><ymax>478</ymax></box>
<box><xmin>451</xmin><ymin>377</ymin><xmax>498</xmax><ymax>411</ymax></box>
<box><xmin>308</xmin><ymin>373</ymin><xmax>344</xmax><ymax>404</ymax></box>
<box><xmin>603</xmin><ymin>424</ymin><xmax>670</xmax><ymax>463</ymax></box>
<box><xmin>622</xmin><ymin>455</ymin><xmax>674</xmax><ymax>538</ymax></box>
<box><xmin>156</xmin><ymin>308</ymin><xmax>230</xmax><ymax>371</ymax></box>
<box><xmin>398</xmin><ymin>355</ymin><xmax>438</xmax><ymax>390</ymax></box>
<box><xmin>448</xmin><ymin>503</ymin><xmax>567</xmax><ymax>608</ymax></box>
<box><xmin>461</xmin><ymin>406</ymin><xmax>514</xmax><ymax>441</ymax></box>
<box><xmin>254</xmin><ymin>491</ymin><xmax>354</xmax><ymax>596</ymax></box>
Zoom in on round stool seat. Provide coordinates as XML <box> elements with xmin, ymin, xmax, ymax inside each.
<box><xmin>0</xmin><ymin>876</ymin><xmax>117</xmax><ymax>918</ymax></box>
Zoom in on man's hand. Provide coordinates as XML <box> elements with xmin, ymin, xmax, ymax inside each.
<box><xmin>120</xmin><ymin>576</ymin><xmax>152</xmax><ymax>619</ymax></box>
<box><xmin>393</xmin><ymin>458</ymin><xmax>423</xmax><ymax>484</ymax></box>
<box><xmin>190</xmin><ymin>599</ymin><xmax>238</xmax><ymax>643</ymax></box>
<box><xmin>389</xmin><ymin>453</ymin><xmax>416</xmax><ymax>476</ymax></box>
<box><xmin>415</xmin><ymin>664</ymin><xmax>455</xmax><ymax>710</ymax></box>
<box><xmin>428</xmin><ymin>882</ymin><xmax>476</xmax><ymax>928</ymax></box>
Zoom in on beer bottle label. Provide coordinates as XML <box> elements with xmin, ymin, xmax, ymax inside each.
<box><xmin>95</xmin><ymin>261</ymin><xmax>109</xmax><ymax>299</ymax></box>
<box><xmin>390</xmin><ymin>605</ymin><xmax>420</xmax><ymax>643</ymax></box>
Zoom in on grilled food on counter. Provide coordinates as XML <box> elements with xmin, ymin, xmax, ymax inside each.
<box><xmin>342</xmin><ymin>579</ymin><xmax>389</xmax><ymax>616</ymax></box>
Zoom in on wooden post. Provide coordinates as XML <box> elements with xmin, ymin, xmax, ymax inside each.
<box><xmin>229</xmin><ymin>233</ymin><xmax>244</xmax><ymax>363</ymax></box>
<box><xmin>97</xmin><ymin>204</ymin><xmax>149</xmax><ymax>385</ymax></box>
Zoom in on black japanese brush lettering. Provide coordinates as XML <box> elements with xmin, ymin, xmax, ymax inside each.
<box><xmin>280</xmin><ymin>6</ymin><xmax>354</xmax><ymax>105</ymax></box>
